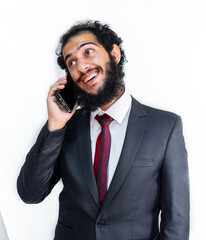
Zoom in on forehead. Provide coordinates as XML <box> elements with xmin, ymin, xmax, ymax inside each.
<box><xmin>62</xmin><ymin>32</ymin><xmax>103</xmax><ymax>58</ymax></box>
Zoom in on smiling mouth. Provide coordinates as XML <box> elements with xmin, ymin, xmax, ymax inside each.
<box><xmin>84</xmin><ymin>73</ymin><xmax>98</xmax><ymax>83</ymax></box>
<box><xmin>80</xmin><ymin>67</ymin><xmax>101</xmax><ymax>84</ymax></box>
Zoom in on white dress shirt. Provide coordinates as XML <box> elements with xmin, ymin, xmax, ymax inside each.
<box><xmin>90</xmin><ymin>88</ymin><xmax>132</xmax><ymax>189</ymax></box>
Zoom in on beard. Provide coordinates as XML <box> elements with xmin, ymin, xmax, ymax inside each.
<box><xmin>72</xmin><ymin>55</ymin><xmax>125</xmax><ymax>111</ymax></box>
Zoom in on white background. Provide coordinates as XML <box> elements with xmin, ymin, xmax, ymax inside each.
<box><xmin>0</xmin><ymin>0</ymin><xmax>205</xmax><ymax>239</ymax></box>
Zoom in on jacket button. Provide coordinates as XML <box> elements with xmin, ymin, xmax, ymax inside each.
<box><xmin>97</xmin><ymin>219</ymin><xmax>105</xmax><ymax>228</ymax></box>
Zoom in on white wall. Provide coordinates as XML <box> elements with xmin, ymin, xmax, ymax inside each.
<box><xmin>0</xmin><ymin>0</ymin><xmax>205</xmax><ymax>239</ymax></box>
<box><xmin>0</xmin><ymin>212</ymin><xmax>9</xmax><ymax>240</ymax></box>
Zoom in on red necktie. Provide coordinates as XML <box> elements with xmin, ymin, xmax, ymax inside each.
<box><xmin>94</xmin><ymin>114</ymin><xmax>113</xmax><ymax>203</ymax></box>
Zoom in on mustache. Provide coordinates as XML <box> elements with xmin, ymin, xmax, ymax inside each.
<box><xmin>76</xmin><ymin>67</ymin><xmax>102</xmax><ymax>83</ymax></box>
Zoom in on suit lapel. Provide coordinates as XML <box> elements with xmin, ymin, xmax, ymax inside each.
<box><xmin>76</xmin><ymin>110</ymin><xmax>100</xmax><ymax>208</ymax></box>
<box><xmin>101</xmin><ymin>98</ymin><xmax>146</xmax><ymax>210</ymax></box>
<box><xmin>75</xmin><ymin>98</ymin><xmax>146</xmax><ymax>210</ymax></box>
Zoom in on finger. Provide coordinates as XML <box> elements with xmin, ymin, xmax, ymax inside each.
<box><xmin>55</xmin><ymin>76</ymin><xmax>67</xmax><ymax>86</ymax></box>
<box><xmin>48</xmin><ymin>79</ymin><xmax>67</xmax><ymax>97</ymax></box>
<box><xmin>58</xmin><ymin>76</ymin><xmax>67</xmax><ymax>82</ymax></box>
<box><xmin>71</xmin><ymin>102</ymin><xmax>78</xmax><ymax>114</ymax></box>
<box><xmin>48</xmin><ymin>84</ymin><xmax>65</xmax><ymax>96</ymax></box>
<box><xmin>52</xmin><ymin>77</ymin><xmax>67</xmax><ymax>89</ymax></box>
<box><xmin>51</xmin><ymin>76</ymin><xmax>67</xmax><ymax>88</ymax></box>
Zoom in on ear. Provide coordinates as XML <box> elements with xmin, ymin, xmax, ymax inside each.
<box><xmin>110</xmin><ymin>44</ymin><xmax>121</xmax><ymax>64</ymax></box>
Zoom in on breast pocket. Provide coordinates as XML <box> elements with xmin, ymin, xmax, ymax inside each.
<box><xmin>132</xmin><ymin>158</ymin><xmax>154</xmax><ymax>167</ymax></box>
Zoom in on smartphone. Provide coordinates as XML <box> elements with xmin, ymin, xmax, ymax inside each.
<box><xmin>55</xmin><ymin>73</ymin><xmax>76</xmax><ymax>113</ymax></box>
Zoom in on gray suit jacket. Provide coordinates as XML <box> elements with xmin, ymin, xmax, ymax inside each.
<box><xmin>17</xmin><ymin>97</ymin><xmax>190</xmax><ymax>240</ymax></box>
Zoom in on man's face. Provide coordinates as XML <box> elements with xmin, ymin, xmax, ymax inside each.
<box><xmin>62</xmin><ymin>32</ymin><xmax>111</xmax><ymax>95</ymax></box>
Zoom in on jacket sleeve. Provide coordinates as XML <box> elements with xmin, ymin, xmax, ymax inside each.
<box><xmin>17</xmin><ymin>122</ymin><xmax>67</xmax><ymax>203</ymax></box>
<box><xmin>160</xmin><ymin>116</ymin><xmax>190</xmax><ymax>239</ymax></box>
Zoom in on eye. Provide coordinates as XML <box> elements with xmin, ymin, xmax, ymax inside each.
<box><xmin>85</xmin><ymin>49</ymin><xmax>94</xmax><ymax>56</ymax></box>
<box><xmin>68</xmin><ymin>60</ymin><xmax>76</xmax><ymax>68</ymax></box>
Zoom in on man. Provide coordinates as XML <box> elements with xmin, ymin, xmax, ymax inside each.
<box><xmin>17</xmin><ymin>20</ymin><xmax>190</xmax><ymax>240</ymax></box>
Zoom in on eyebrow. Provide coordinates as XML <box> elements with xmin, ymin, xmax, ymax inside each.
<box><xmin>64</xmin><ymin>42</ymin><xmax>98</xmax><ymax>63</ymax></box>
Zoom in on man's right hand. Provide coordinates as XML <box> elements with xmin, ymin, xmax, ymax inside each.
<box><xmin>47</xmin><ymin>76</ymin><xmax>78</xmax><ymax>132</ymax></box>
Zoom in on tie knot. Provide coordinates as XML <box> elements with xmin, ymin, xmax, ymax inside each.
<box><xmin>95</xmin><ymin>114</ymin><xmax>113</xmax><ymax>127</ymax></box>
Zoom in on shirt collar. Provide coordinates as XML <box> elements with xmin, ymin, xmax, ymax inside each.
<box><xmin>90</xmin><ymin>87</ymin><xmax>132</xmax><ymax>125</ymax></box>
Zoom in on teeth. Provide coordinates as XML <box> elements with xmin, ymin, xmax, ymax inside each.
<box><xmin>85</xmin><ymin>73</ymin><xmax>97</xmax><ymax>83</ymax></box>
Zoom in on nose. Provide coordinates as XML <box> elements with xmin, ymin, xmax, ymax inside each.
<box><xmin>77</xmin><ymin>58</ymin><xmax>90</xmax><ymax>73</ymax></box>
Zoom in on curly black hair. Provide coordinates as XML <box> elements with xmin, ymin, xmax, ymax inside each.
<box><xmin>56</xmin><ymin>20</ymin><xmax>126</xmax><ymax>80</ymax></box>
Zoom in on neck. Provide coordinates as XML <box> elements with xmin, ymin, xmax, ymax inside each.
<box><xmin>100</xmin><ymin>85</ymin><xmax>125</xmax><ymax>111</ymax></box>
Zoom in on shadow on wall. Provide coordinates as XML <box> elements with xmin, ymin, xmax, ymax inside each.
<box><xmin>0</xmin><ymin>212</ymin><xmax>9</xmax><ymax>240</ymax></box>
